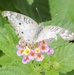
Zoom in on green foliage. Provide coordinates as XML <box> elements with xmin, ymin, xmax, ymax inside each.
<box><xmin>0</xmin><ymin>24</ymin><xmax>20</xmax><ymax>60</ymax></box>
<box><xmin>0</xmin><ymin>0</ymin><xmax>74</xmax><ymax>75</ymax></box>
<box><xmin>49</xmin><ymin>0</ymin><xmax>74</xmax><ymax>31</ymax></box>
<box><xmin>0</xmin><ymin>55</ymin><xmax>12</xmax><ymax>65</ymax></box>
<box><xmin>0</xmin><ymin>64</ymin><xmax>34</xmax><ymax>75</ymax></box>
<box><xmin>27</xmin><ymin>0</ymin><xmax>34</xmax><ymax>5</ymax></box>
<box><xmin>46</xmin><ymin>69</ymin><xmax>59</xmax><ymax>75</ymax></box>
<box><xmin>51</xmin><ymin>43</ymin><xmax>74</xmax><ymax>73</ymax></box>
<box><xmin>60</xmin><ymin>70</ymin><xmax>74</xmax><ymax>75</ymax></box>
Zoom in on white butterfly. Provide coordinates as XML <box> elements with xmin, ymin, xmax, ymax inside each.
<box><xmin>2</xmin><ymin>11</ymin><xmax>74</xmax><ymax>45</ymax></box>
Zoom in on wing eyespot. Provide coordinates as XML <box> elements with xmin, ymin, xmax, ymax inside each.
<box><xmin>21</xmin><ymin>32</ymin><xmax>24</xmax><ymax>34</ymax></box>
<box><xmin>28</xmin><ymin>40</ymin><xmax>30</xmax><ymax>41</ymax></box>
<box><xmin>19</xmin><ymin>23</ymin><xmax>21</xmax><ymax>25</ymax></box>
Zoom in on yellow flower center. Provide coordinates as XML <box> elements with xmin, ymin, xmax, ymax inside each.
<box><xmin>23</xmin><ymin>47</ymin><xmax>30</xmax><ymax>55</ymax></box>
<box><xmin>35</xmin><ymin>48</ymin><xmax>40</xmax><ymax>53</ymax></box>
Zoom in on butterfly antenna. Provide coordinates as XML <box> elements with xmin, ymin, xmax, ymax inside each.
<box><xmin>36</xmin><ymin>8</ymin><xmax>42</xmax><ymax>22</ymax></box>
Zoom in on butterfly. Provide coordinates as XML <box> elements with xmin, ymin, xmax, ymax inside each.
<box><xmin>2</xmin><ymin>11</ymin><xmax>74</xmax><ymax>46</ymax></box>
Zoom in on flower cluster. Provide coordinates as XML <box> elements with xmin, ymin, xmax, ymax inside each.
<box><xmin>16</xmin><ymin>39</ymin><xmax>54</xmax><ymax>64</ymax></box>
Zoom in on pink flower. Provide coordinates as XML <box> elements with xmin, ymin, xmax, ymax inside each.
<box><xmin>47</xmin><ymin>47</ymin><xmax>54</xmax><ymax>55</ymax></box>
<box><xmin>35</xmin><ymin>53</ymin><xmax>44</xmax><ymax>62</ymax></box>
<box><xmin>40</xmin><ymin>44</ymin><xmax>49</xmax><ymax>53</ymax></box>
<box><xmin>22</xmin><ymin>56</ymin><xmax>30</xmax><ymax>64</ymax></box>
<box><xmin>16</xmin><ymin>38</ymin><xmax>54</xmax><ymax>64</ymax></box>
<box><xmin>16</xmin><ymin>44</ymin><xmax>22</xmax><ymax>50</ymax></box>
<box><xmin>28</xmin><ymin>50</ymin><xmax>36</xmax><ymax>60</ymax></box>
<box><xmin>17</xmin><ymin>49</ymin><xmax>24</xmax><ymax>56</ymax></box>
<box><xmin>19</xmin><ymin>39</ymin><xmax>25</xmax><ymax>46</ymax></box>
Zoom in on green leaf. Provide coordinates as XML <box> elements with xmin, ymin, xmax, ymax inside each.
<box><xmin>0</xmin><ymin>0</ymin><xmax>16</xmax><ymax>11</ymax></box>
<box><xmin>60</xmin><ymin>70</ymin><xmax>74</xmax><ymax>75</ymax></box>
<box><xmin>0</xmin><ymin>13</ymin><xmax>4</xmax><ymax>27</ymax></box>
<box><xmin>60</xmin><ymin>73</ymin><xmax>68</xmax><ymax>75</ymax></box>
<box><xmin>0</xmin><ymin>50</ymin><xmax>4</xmax><ymax>57</ymax></box>
<box><xmin>0</xmin><ymin>55</ymin><xmax>12</xmax><ymax>65</ymax></box>
<box><xmin>11</xmin><ymin>0</ymin><xmax>51</xmax><ymax>23</ymax></box>
<box><xmin>0</xmin><ymin>65</ymin><xmax>27</xmax><ymax>75</ymax></box>
<box><xmin>0</xmin><ymin>24</ymin><xmax>20</xmax><ymax>61</ymax></box>
<box><xmin>67</xmin><ymin>70</ymin><xmax>74</xmax><ymax>75</ymax></box>
<box><xmin>27</xmin><ymin>0</ymin><xmax>34</xmax><ymax>5</ymax></box>
<box><xmin>46</xmin><ymin>69</ymin><xmax>59</xmax><ymax>75</ymax></box>
<box><xmin>49</xmin><ymin>0</ymin><xmax>74</xmax><ymax>31</ymax></box>
<box><xmin>51</xmin><ymin>43</ymin><xmax>74</xmax><ymax>73</ymax></box>
<box><xmin>0</xmin><ymin>63</ymin><xmax>41</xmax><ymax>75</ymax></box>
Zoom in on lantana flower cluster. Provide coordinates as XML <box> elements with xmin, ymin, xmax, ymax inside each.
<box><xmin>16</xmin><ymin>39</ymin><xmax>54</xmax><ymax>64</ymax></box>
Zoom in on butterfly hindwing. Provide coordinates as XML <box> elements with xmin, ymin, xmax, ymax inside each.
<box><xmin>35</xmin><ymin>26</ymin><xmax>57</xmax><ymax>43</ymax></box>
<box><xmin>36</xmin><ymin>26</ymin><xmax>74</xmax><ymax>43</ymax></box>
<box><xmin>47</xmin><ymin>26</ymin><xmax>74</xmax><ymax>40</ymax></box>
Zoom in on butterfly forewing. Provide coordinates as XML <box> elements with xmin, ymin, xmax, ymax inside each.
<box><xmin>35</xmin><ymin>26</ymin><xmax>57</xmax><ymax>43</ymax></box>
<box><xmin>2</xmin><ymin>11</ymin><xmax>38</xmax><ymax>44</ymax></box>
<box><xmin>47</xmin><ymin>26</ymin><xmax>74</xmax><ymax>40</ymax></box>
